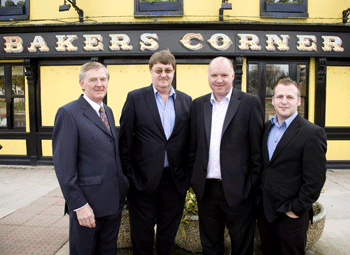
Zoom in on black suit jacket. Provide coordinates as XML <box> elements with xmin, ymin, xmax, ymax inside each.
<box><xmin>189</xmin><ymin>88</ymin><xmax>264</xmax><ymax>207</ymax></box>
<box><xmin>52</xmin><ymin>95</ymin><xmax>129</xmax><ymax>218</ymax></box>
<box><xmin>261</xmin><ymin>114</ymin><xmax>327</xmax><ymax>223</ymax></box>
<box><xmin>118</xmin><ymin>85</ymin><xmax>192</xmax><ymax>196</ymax></box>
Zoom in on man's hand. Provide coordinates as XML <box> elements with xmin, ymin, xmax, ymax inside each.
<box><xmin>76</xmin><ymin>204</ymin><xmax>96</xmax><ymax>228</ymax></box>
<box><xmin>285</xmin><ymin>211</ymin><xmax>299</xmax><ymax>219</ymax></box>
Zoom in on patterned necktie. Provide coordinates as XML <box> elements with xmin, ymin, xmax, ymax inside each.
<box><xmin>99</xmin><ymin>106</ymin><xmax>111</xmax><ymax>132</ymax></box>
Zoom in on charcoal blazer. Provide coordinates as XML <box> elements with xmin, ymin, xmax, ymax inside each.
<box><xmin>53</xmin><ymin>95</ymin><xmax>129</xmax><ymax>218</ymax></box>
<box><xmin>189</xmin><ymin>88</ymin><xmax>264</xmax><ymax>207</ymax></box>
<box><xmin>261</xmin><ymin>114</ymin><xmax>327</xmax><ymax>223</ymax></box>
<box><xmin>119</xmin><ymin>85</ymin><xmax>192</xmax><ymax>196</ymax></box>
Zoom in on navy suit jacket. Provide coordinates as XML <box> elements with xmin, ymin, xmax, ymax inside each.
<box><xmin>189</xmin><ymin>88</ymin><xmax>264</xmax><ymax>208</ymax></box>
<box><xmin>261</xmin><ymin>114</ymin><xmax>327</xmax><ymax>223</ymax></box>
<box><xmin>52</xmin><ymin>95</ymin><xmax>129</xmax><ymax>218</ymax></box>
<box><xmin>118</xmin><ymin>85</ymin><xmax>192</xmax><ymax>196</ymax></box>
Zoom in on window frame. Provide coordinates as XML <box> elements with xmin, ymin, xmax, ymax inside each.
<box><xmin>134</xmin><ymin>0</ymin><xmax>183</xmax><ymax>18</ymax></box>
<box><xmin>246</xmin><ymin>59</ymin><xmax>309</xmax><ymax>121</ymax></box>
<box><xmin>0</xmin><ymin>63</ymin><xmax>26</xmax><ymax>131</ymax></box>
<box><xmin>260</xmin><ymin>0</ymin><xmax>308</xmax><ymax>18</ymax></box>
<box><xmin>0</xmin><ymin>0</ymin><xmax>29</xmax><ymax>21</ymax></box>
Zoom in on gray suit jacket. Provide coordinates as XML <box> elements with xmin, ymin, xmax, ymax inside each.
<box><xmin>53</xmin><ymin>95</ymin><xmax>129</xmax><ymax>218</ymax></box>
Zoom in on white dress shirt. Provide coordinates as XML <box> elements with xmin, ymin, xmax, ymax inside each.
<box><xmin>83</xmin><ymin>94</ymin><xmax>104</xmax><ymax>116</ymax></box>
<box><xmin>207</xmin><ymin>88</ymin><xmax>233</xmax><ymax>180</ymax></box>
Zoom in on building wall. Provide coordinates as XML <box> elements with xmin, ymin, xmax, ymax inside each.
<box><xmin>28</xmin><ymin>0</ymin><xmax>347</xmax><ymax>24</ymax></box>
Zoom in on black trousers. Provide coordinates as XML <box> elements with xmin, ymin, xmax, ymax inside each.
<box><xmin>69</xmin><ymin>209</ymin><xmax>122</xmax><ymax>255</ymax></box>
<box><xmin>198</xmin><ymin>179</ymin><xmax>256</xmax><ymax>255</ymax></box>
<box><xmin>257</xmin><ymin>202</ymin><xmax>309</xmax><ymax>255</ymax></box>
<box><xmin>128</xmin><ymin>168</ymin><xmax>186</xmax><ymax>255</ymax></box>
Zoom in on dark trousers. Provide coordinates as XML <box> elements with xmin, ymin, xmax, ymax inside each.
<box><xmin>198</xmin><ymin>179</ymin><xmax>256</xmax><ymax>255</ymax></box>
<box><xmin>257</xmin><ymin>202</ymin><xmax>309</xmax><ymax>255</ymax></box>
<box><xmin>69</xmin><ymin>209</ymin><xmax>122</xmax><ymax>255</ymax></box>
<box><xmin>128</xmin><ymin>168</ymin><xmax>185</xmax><ymax>255</ymax></box>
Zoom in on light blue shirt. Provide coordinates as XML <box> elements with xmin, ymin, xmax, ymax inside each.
<box><xmin>153</xmin><ymin>85</ymin><xmax>176</xmax><ymax>167</ymax></box>
<box><xmin>267</xmin><ymin>112</ymin><xmax>298</xmax><ymax>160</ymax></box>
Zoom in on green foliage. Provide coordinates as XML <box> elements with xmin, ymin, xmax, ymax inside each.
<box><xmin>5</xmin><ymin>0</ymin><xmax>15</xmax><ymax>6</ymax></box>
<box><xmin>178</xmin><ymin>188</ymin><xmax>198</xmax><ymax>237</ymax></box>
<box><xmin>17</xmin><ymin>1</ymin><xmax>25</xmax><ymax>6</ymax></box>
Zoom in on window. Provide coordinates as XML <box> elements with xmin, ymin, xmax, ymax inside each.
<box><xmin>0</xmin><ymin>0</ymin><xmax>29</xmax><ymax>21</ymax></box>
<box><xmin>0</xmin><ymin>64</ymin><xmax>26</xmax><ymax>130</ymax></box>
<box><xmin>247</xmin><ymin>61</ymin><xmax>308</xmax><ymax>121</ymax></box>
<box><xmin>260</xmin><ymin>0</ymin><xmax>308</xmax><ymax>18</ymax></box>
<box><xmin>134</xmin><ymin>0</ymin><xmax>183</xmax><ymax>17</ymax></box>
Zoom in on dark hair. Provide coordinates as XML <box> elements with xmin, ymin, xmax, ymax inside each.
<box><xmin>149</xmin><ymin>49</ymin><xmax>176</xmax><ymax>70</ymax></box>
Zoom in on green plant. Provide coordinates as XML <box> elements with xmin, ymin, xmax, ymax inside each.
<box><xmin>178</xmin><ymin>188</ymin><xmax>198</xmax><ymax>237</ymax></box>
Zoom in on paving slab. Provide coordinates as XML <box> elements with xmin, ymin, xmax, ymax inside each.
<box><xmin>0</xmin><ymin>166</ymin><xmax>349</xmax><ymax>255</ymax></box>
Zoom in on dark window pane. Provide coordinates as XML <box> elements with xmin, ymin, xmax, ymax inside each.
<box><xmin>248</xmin><ymin>64</ymin><xmax>259</xmax><ymax>95</ymax></box>
<box><xmin>266</xmin><ymin>64</ymin><xmax>289</xmax><ymax>95</ymax></box>
<box><xmin>12</xmin><ymin>66</ymin><xmax>25</xmax><ymax>96</ymax></box>
<box><xmin>14</xmin><ymin>98</ymin><xmax>25</xmax><ymax>127</ymax></box>
<box><xmin>298</xmin><ymin>97</ymin><xmax>305</xmax><ymax>118</ymax></box>
<box><xmin>0</xmin><ymin>66</ymin><xmax>4</xmax><ymax>95</ymax></box>
<box><xmin>0</xmin><ymin>98</ymin><xmax>6</xmax><ymax>127</ymax></box>
<box><xmin>265</xmin><ymin>97</ymin><xmax>274</xmax><ymax>121</ymax></box>
<box><xmin>297</xmin><ymin>64</ymin><xmax>306</xmax><ymax>95</ymax></box>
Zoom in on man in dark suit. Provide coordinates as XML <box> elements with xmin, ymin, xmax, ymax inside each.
<box><xmin>257</xmin><ymin>77</ymin><xmax>327</xmax><ymax>255</ymax></box>
<box><xmin>189</xmin><ymin>56</ymin><xmax>264</xmax><ymax>254</ymax></box>
<box><xmin>119</xmin><ymin>50</ymin><xmax>192</xmax><ymax>255</ymax></box>
<box><xmin>52</xmin><ymin>61</ymin><xmax>129</xmax><ymax>255</ymax></box>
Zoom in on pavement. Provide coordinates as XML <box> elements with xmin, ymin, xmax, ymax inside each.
<box><xmin>0</xmin><ymin>166</ymin><xmax>349</xmax><ymax>255</ymax></box>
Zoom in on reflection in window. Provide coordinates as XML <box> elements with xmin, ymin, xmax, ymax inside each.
<box><xmin>261</xmin><ymin>0</ymin><xmax>308</xmax><ymax>18</ymax></box>
<box><xmin>248</xmin><ymin>64</ymin><xmax>259</xmax><ymax>95</ymax></box>
<box><xmin>0</xmin><ymin>98</ymin><xmax>6</xmax><ymax>127</ymax></box>
<box><xmin>248</xmin><ymin>62</ymin><xmax>308</xmax><ymax>122</ymax></box>
<box><xmin>0</xmin><ymin>0</ymin><xmax>29</xmax><ymax>21</ymax></box>
<box><xmin>14</xmin><ymin>98</ymin><xmax>25</xmax><ymax>127</ymax></box>
<box><xmin>266</xmin><ymin>64</ymin><xmax>289</xmax><ymax>95</ymax></box>
<box><xmin>0</xmin><ymin>66</ymin><xmax>4</xmax><ymax>95</ymax></box>
<box><xmin>12</xmin><ymin>66</ymin><xmax>25</xmax><ymax>95</ymax></box>
<box><xmin>135</xmin><ymin>0</ymin><xmax>183</xmax><ymax>17</ymax></box>
<box><xmin>266</xmin><ymin>0</ymin><xmax>302</xmax><ymax>3</ymax></box>
<box><xmin>0</xmin><ymin>64</ymin><xmax>25</xmax><ymax>130</ymax></box>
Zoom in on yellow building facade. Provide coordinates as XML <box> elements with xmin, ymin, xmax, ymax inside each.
<box><xmin>0</xmin><ymin>0</ymin><xmax>349</xmax><ymax>167</ymax></box>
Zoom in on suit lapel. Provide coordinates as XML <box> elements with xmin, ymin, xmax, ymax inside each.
<box><xmin>222</xmin><ymin>89</ymin><xmax>240</xmax><ymax>135</ymax></box>
<box><xmin>170</xmin><ymin>92</ymin><xmax>181</xmax><ymax>139</ymax></box>
<box><xmin>144</xmin><ymin>85</ymin><xmax>166</xmax><ymax>138</ymax></box>
<box><xmin>269</xmin><ymin>115</ymin><xmax>302</xmax><ymax>164</ymax></box>
<box><xmin>79</xmin><ymin>95</ymin><xmax>113</xmax><ymax>137</ymax></box>
<box><xmin>263</xmin><ymin>121</ymin><xmax>272</xmax><ymax>165</ymax></box>
<box><xmin>204</xmin><ymin>98</ymin><xmax>212</xmax><ymax>145</ymax></box>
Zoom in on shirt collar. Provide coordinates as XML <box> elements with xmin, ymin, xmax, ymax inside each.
<box><xmin>271</xmin><ymin>111</ymin><xmax>298</xmax><ymax>128</ymax></box>
<box><xmin>210</xmin><ymin>87</ymin><xmax>233</xmax><ymax>105</ymax></box>
<box><xmin>83</xmin><ymin>94</ymin><xmax>103</xmax><ymax>113</ymax></box>
<box><xmin>153</xmin><ymin>85</ymin><xmax>176</xmax><ymax>99</ymax></box>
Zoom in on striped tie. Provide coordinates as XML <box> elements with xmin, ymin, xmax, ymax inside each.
<box><xmin>99</xmin><ymin>106</ymin><xmax>111</xmax><ymax>132</ymax></box>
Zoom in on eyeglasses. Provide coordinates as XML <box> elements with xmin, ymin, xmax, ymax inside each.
<box><xmin>152</xmin><ymin>68</ymin><xmax>174</xmax><ymax>74</ymax></box>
